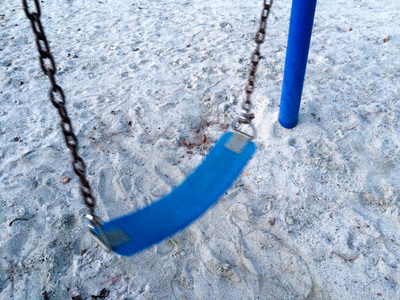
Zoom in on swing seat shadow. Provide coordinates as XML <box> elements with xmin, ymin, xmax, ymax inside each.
<box><xmin>96</xmin><ymin>132</ymin><xmax>256</xmax><ymax>256</ymax></box>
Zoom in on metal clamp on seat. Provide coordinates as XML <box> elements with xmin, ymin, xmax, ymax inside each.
<box><xmin>86</xmin><ymin>214</ymin><xmax>131</xmax><ymax>253</ymax></box>
<box><xmin>231</xmin><ymin>113</ymin><xmax>257</xmax><ymax>141</ymax></box>
<box><xmin>86</xmin><ymin>214</ymin><xmax>113</xmax><ymax>252</ymax></box>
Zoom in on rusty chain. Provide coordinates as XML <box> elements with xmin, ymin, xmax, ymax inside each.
<box><xmin>22</xmin><ymin>0</ymin><xmax>96</xmax><ymax>214</ymax></box>
<box><xmin>240</xmin><ymin>0</ymin><xmax>273</xmax><ymax>127</ymax></box>
<box><xmin>22</xmin><ymin>0</ymin><xmax>272</xmax><ymax>214</ymax></box>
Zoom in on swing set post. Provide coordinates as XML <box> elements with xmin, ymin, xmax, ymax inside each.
<box><xmin>278</xmin><ymin>0</ymin><xmax>317</xmax><ymax>129</ymax></box>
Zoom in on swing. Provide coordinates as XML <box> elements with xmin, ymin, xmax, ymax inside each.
<box><xmin>22</xmin><ymin>0</ymin><xmax>273</xmax><ymax>256</ymax></box>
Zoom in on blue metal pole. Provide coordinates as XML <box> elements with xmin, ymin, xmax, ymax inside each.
<box><xmin>278</xmin><ymin>0</ymin><xmax>317</xmax><ymax>129</ymax></box>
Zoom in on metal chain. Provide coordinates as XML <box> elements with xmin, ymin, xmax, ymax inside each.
<box><xmin>22</xmin><ymin>0</ymin><xmax>272</xmax><ymax>212</ymax></box>
<box><xmin>22</xmin><ymin>0</ymin><xmax>96</xmax><ymax>214</ymax></box>
<box><xmin>239</xmin><ymin>0</ymin><xmax>273</xmax><ymax>126</ymax></box>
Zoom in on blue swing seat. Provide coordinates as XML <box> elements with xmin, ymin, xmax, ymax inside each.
<box><xmin>95</xmin><ymin>132</ymin><xmax>256</xmax><ymax>256</ymax></box>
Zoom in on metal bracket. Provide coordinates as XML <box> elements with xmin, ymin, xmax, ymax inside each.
<box><xmin>231</xmin><ymin>117</ymin><xmax>257</xmax><ymax>141</ymax></box>
<box><xmin>86</xmin><ymin>214</ymin><xmax>131</xmax><ymax>252</ymax></box>
<box><xmin>225</xmin><ymin>132</ymin><xmax>252</xmax><ymax>154</ymax></box>
<box><xmin>86</xmin><ymin>214</ymin><xmax>113</xmax><ymax>252</ymax></box>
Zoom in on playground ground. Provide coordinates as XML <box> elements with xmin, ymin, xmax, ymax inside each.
<box><xmin>1</xmin><ymin>0</ymin><xmax>399</xmax><ymax>299</ymax></box>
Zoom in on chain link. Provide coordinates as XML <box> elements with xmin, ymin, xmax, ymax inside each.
<box><xmin>240</xmin><ymin>0</ymin><xmax>273</xmax><ymax>126</ymax></box>
<box><xmin>22</xmin><ymin>0</ymin><xmax>96</xmax><ymax>214</ymax></box>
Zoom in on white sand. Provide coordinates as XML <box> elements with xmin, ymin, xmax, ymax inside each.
<box><xmin>1</xmin><ymin>0</ymin><xmax>399</xmax><ymax>299</ymax></box>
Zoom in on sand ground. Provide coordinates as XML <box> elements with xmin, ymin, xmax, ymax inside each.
<box><xmin>1</xmin><ymin>0</ymin><xmax>399</xmax><ymax>299</ymax></box>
